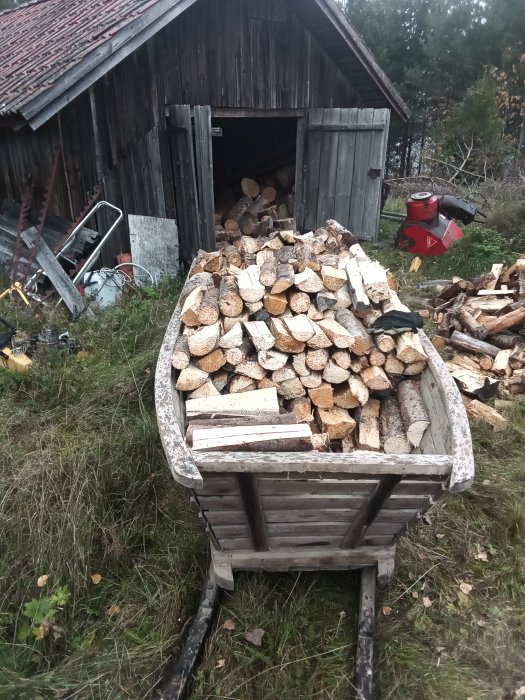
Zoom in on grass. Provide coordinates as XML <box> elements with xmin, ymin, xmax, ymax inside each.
<box><xmin>0</xmin><ymin>220</ymin><xmax>524</xmax><ymax>698</ymax></box>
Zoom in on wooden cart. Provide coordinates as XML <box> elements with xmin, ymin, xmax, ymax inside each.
<box><xmin>155</xmin><ymin>285</ymin><xmax>474</xmax><ymax>699</ymax></box>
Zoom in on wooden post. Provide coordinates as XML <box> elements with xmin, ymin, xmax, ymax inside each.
<box><xmin>236</xmin><ymin>474</ymin><xmax>269</xmax><ymax>551</ymax></box>
<box><xmin>355</xmin><ymin>567</ymin><xmax>376</xmax><ymax>700</ymax></box>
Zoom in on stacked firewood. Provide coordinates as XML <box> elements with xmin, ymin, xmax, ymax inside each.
<box><xmin>215</xmin><ymin>166</ymin><xmax>296</xmax><ymax>241</ymax></box>
<box><xmin>172</xmin><ymin>221</ymin><xmax>431</xmax><ymax>454</ymax></box>
<box><xmin>430</xmin><ymin>259</ymin><xmax>525</xmax><ymax>430</ymax></box>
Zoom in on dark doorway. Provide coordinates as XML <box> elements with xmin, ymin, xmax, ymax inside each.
<box><xmin>212</xmin><ymin>116</ymin><xmax>297</xmax><ymax>222</ymax></box>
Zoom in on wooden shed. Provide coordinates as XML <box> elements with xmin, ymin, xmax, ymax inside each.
<box><xmin>0</xmin><ymin>0</ymin><xmax>409</xmax><ymax>267</ymax></box>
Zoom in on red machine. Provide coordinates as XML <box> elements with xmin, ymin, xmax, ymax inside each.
<box><xmin>394</xmin><ymin>192</ymin><xmax>483</xmax><ymax>256</ymax></box>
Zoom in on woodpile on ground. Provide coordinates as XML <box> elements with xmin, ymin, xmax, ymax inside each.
<box><xmin>214</xmin><ymin>166</ymin><xmax>296</xmax><ymax>242</ymax></box>
<box><xmin>173</xmin><ymin>221</ymin><xmax>431</xmax><ymax>454</ymax></box>
<box><xmin>429</xmin><ymin>260</ymin><xmax>525</xmax><ymax>431</ymax></box>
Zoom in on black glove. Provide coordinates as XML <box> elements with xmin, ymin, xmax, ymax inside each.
<box><xmin>371</xmin><ymin>310</ymin><xmax>424</xmax><ymax>336</ymax></box>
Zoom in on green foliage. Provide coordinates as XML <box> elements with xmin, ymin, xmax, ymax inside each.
<box><xmin>17</xmin><ymin>586</ymin><xmax>71</xmax><ymax>642</ymax></box>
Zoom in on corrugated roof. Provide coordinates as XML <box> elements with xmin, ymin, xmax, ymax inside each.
<box><xmin>0</xmin><ymin>0</ymin><xmax>409</xmax><ymax>128</ymax></box>
<box><xmin>0</xmin><ymin>0</ymin><xmax>158</xmax><ymax>116</ymax></box>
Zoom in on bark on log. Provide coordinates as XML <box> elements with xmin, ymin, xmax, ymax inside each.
<box><xmin>448</xmin><ymin>330</ymin><xmax>500</xmax><ymax>357</ymax></box>
<box><xmin>171</xmin><ymin>334</ymin><xmax>191</xmax><ymax>370</ymax></box>
<box><xmin>381</xmin><ymin>396</ymin><xmax>411</xmax><ymax>454</ymax></box>
<box><xmin>483</xmin><ymin>307</ymin><xmax>525</xmax><ymax>336</ymax></box>
<box><xmin>397</xmin><ymin>380</ymin><xmax>430</xmax><ymax>447</ymax></box>
<box><xmin>197</xmin><ymin>286</ymin><xmax>220</xmax><ymax>326</ymax></box>
<box><xmin>219</xmin><ymin>276</ymin><xmax>244</xmax><ymax>318</ymax></box>
<box><xmin>356</xmin><ymin>399</ymin><xmax>381</xmax><ymax>451</ymax></box>
<box><xmin>334</xmin><ymin>309</ymin><xmax>372</xmax><ymax>355</ymax></box>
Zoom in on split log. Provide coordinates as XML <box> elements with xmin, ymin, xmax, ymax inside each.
<box><xmin>456</xmin><ymin>307</ymin><xmax>488</xmax><ymax>340</ymax></box>
<box><xmin>360</xmin><ymin>366</ymin><xmax>392</xmax><ymax>391</ymax></box>
<box><xmin>263</xmin><ymin>292</ymin><xmax>288</xmax><ymax>316</ymax></box>
<box><xmin>238</xmin><ymin>265</ymin><xmax>265</xmax><ymax>303</ymax></box>
<box><xmin>356</xmin><ymin>399</ymin><xmax>381</xmax><ymax>451</ymax></box>
<box><xmin>325</xmin><ymin>219</ymin><xmax>356</xmax><ymax>246</ymax></box>
<box><xmin>171</xmin><ymin>335</ymin><xmax>190</xmax><ymax>370</ymax></box>
<box><xmin>223</xmin><ymin>245</ymin><xmax>243</xmax><ymax>268</ymax></box>
<box><xmin>228</xmin><ymin>376</ymin><xmax>257</xmax><ymax>393</ymax></box>
<box><xmin>188</xmin><ymin>322</ymin><xmax>220</xmax><ymax>357</ymax></box>
<box><xmin>368</xmin><ymin>347</ymin><xmax>386</xmax><ymax>367</ymax></box>
<box><xmin>305</xmin><ymin>348</ymin><xmax>330</xmax><ymax>371</ymax></box>
<box><xmin>437</xmin><ymin>279</ymin><xmax>474</xmax><ymax>302</ymax></box>
<box><xmin>321</xmin><ymin>265</ymin><xmax>346</xmax><ymax>291</ymax></box>
<box><xmin>224</xmin><ymin>340</ymin><xmax>252</xmax><ymax>366</ymax></box>
<box><xmin>219</xmin><ymin>276</ymin><xmax>244</xmax><ymax>317</ymax></box>
<box><xmin>259</xmin><ymin>259</ymin><xmax>277</xmax><ymax>287</ymax></box>
<box><xmin>333</xmin><ymin>383</ymin><xmax>360</xmax><ymax>409</ymax></box>
<box><xmin>245</xmin><ymin>301</ymin><xmax>264</xmax><ymax>314</ymax></box>
<box><xmin>223</xmin><ymin>312</ymin><xmax>249</xmax><ymax>332</ymax></box>
<box><xmin>295</xmin><ymin>244</ymin><xmax>320</xmax><ymax>272</ymax></box>
<box><xmin>348</xmin><ymin>375</ymin><xmax>369</xmax><ymax>407</ymax></box>
<box><xmin>211</xmin><ymin>371</ymin><xmax>229</xmax><ymax>393</ymax></box>
<box><xmin>186</xmin><ymin>414</ymin><xmax>298</xmax><ymax>445</ymax></box>
<box><xmin>196</xmin><ymin>348</ymin><xmax>226</xmax><ymax>374</ymax></box>
<box><xmin>316</xmin><ymin>407</ymin><xmax>356</xmax><ymax>440</ymax></box>
<box><xmin>272</xmin><ymin>366</ymin><xmax>297</xmax><ymax>383</ymax></box>
<box><xmin>289</xmin><ymin>397</ymin><xmax>314</xmax><ymax>423</ymax></box>
<box><xmin>257</xmin><ymin>349</ymin><xmax>288</xmax><ymax>371</ymax></box>
<box><xmin>384</xmin><ymin>355</ymin><xmax>405</xmax><ymax>376</ymax></box>
<box><xmin>300</xmin><ymin>370</ymin><xmax>323</xmax><ymax>389</ymax></box>
<box><xmin>269</xmin><ymin>318</ymin><xmax>305</xmax><ymax>353</ymax></box>
<box><xmin>294</xmin><ymin>267</ymin><xmax>324</xmax><ymax>293</ymax></box>
<box><xmin>188</xmin><ymin>380</ymin><xmax>220</xmax><ymax>399</ymax></box>
<box><xmin>403</xmin><ymin>361</ymin><xmax>427</xmax><ymax>375</ymax></box>
<box><xmin>332</xmin><ymin>350</ymin><xmax>352</xmax><ymax>370</ymax></box>
<box><xmin>397</xmin><ymin>380</ymin><xmax>430</xmax><ymax>447</ymax></box>
<box><xmin>466</xmin><ymin>399</ymin><xmax>508</xmax><ymax>432</ymax></box>
<box><xmin>437</xmin><ymin>311</ymin><xmax>461</xmax><ymax>338</ymax></box>
<box><xmin>197</xmin><ymin>286</ymin><xmax>220</xmax><ymax>326</ymax></box>
<box><xmin>235</xmin><ymin>360</ymin><xmax>267</xmax><ymax>381</ymax></box>
<box><xmin>180</xmin><ymin>286</ymin><xmax>205</xmax><ymax>326</ymax></box>
<box><xmin>375</xmin><ymin>333</ymin><xmax>396</xmax><ymax>353</ymax></box>
<box><xmin>243</xmin><ymin>321</ymin><xmax>275</xmax><ymax>351</ymax></box>
<box><xmin>288</xmin><ymin>290</ymin><xmax>311</xmax><ymax>314</ymax></box>
<box><xmin>483</xmin><ymin>307</ymin><xmax>525</xmax><ymax>336</ymax></box>
<box><xmin>344</xmin><ymin>258</ymin><xmax>371</xmax><ymax>315</ymax></box>
<box><xmin>448</xmin><ymin>330</ymin><xmax>500</xmax><ymax>358</ymax></box>
<box><xmin>334</xmin><ymin>310</ymin><xmax>372</xmax><ymax>355</ymax></box>
<box><xmin>307</xmin><ymin>305</ymin><xmax>325</xmax><ymax>322</ymax></box>
<box><xmin>308</xmin><ymin>383</ymin><xmax>334</xmax><ymax>409</ymax></box>
<box><xmin>317</xmin><ymin>318</ymin><xmax>355</xmax><ymax>349</ymax></box>
<box><xmin>311</xmin><ymin>433</ymin><xmax>330</xmax><ymax>451</ymax></box>
<box><xmin>381</xmin><ymin>397</ymin><xmax>411</xmax><ymax>454</ymax></box>
<box><xmin>357</xmin><ymin>259</ymin><xmax>391</xmax><ymax>304</ymax></box>
<box><xmin>277</xmin><ymin>377</ymin><xmax>306</xmax><ymax>400</ymax></box>
<box><xmin>192</xmin><ymin>423</ymin><xmax>313</xmax><ymax>452</ymax></box>
<box><xmin>491</xmin><ymin>349</ymin><xmax>513</xmax><ymax>375</ymax></box>
<box><xmin>322</xmin><ymin>360</ymin><xmax>351</xmax><ymax>384</ymax></box>
<box><xmin>284</xmin><ymin>315</ymin><xmax>317</xmax><ymax>342</ymax></box>
<box><xmin>176</xmin><ymin>365</ymin><xmax>209</xmax><ymax>392</ymax></box>
<box><xmin>292</xmin><ymin>352</ymin><xmax>309</xmax><ymax>377</ymax></box>
<box><xmin>396</xmin><ymin>333</ymin><xmax>428</xmax><ymax>364</ymax></box>
<box><xmin>449</xmin><ymin>368</ymin><xmax>499</xmax><ymax>401</ymax></box>
<box><xmin>478</xmin><ymin>357</ymin><xmax>494</xmax><ymax>371</ymax></box>
<box><xmin>316</xmin><ymin>291</ymin><xmax>337</xmax><ymax>312</ymax></box>
<box><xmin>272</xmin><ymin>264</ymin><xmax>295</xmax><ymax>293</ymax></box>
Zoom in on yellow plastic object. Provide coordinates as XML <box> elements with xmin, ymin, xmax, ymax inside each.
<box><xmin>0</xmin><ymin>347</ymin><xmax>32</xmax><ymax>372</ymax></box>
<box><xmin>0</xmin><ymin>281</ymin><xmax>30</xmax><ymax>305</ymax></box>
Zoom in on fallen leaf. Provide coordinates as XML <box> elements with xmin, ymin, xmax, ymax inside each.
<box><xmin>436</xmin><ymin>646</ymin><xmax>445</xmax><ymax>654</ymax></box>
<box><xmin>91</xmin><ymin>573</ymin><xmax>102</xmax><ymax>585</ymax></box>
<box><xmin>33</xmin><ymin>625</ymin><xmax>45</xmax><ymax>640</ymax></box>
<box><xmin>436</xmin><ymin>533</ymin><xmax>445</xmax><ymax>539</ymax></box>
<box><xmin>36</xmin><ymin>575</ymin><xmax>49</xmax><ymax>588</ymax></box>
<box><xmin>382</xmin><ymin>606</ymin><xmax>392</xmax><ymax>616</ymax></box>
<box><xmin>475</xmin><ymin>550</ymin><xmax>488</xmax><ymax>562</ymax></box>
<box><xmin>222</xmin><ymin>618</ymin><xmax>236</xmax><ymax>631</ymax></box>
<box><xmin>459</xmin><ymin>582</ymin><xmax>473</xmax><ymax>595</ymax></box>
<box><xmin>515</xmin><ymin>686</ymin><xmax>525</xmax><ymax>698</ymax></box>
<box><xmin>457</xmin><ymin>591</ymin><xmax>471</xmax><ymax>608</ymax></box>
<box><xmin>411</xmin><ymin>591</ymin><xmax>419</xmax><ymax>599</ymax></box>
<box><xmin>244</xmin><ymin>628</ymin><xmax>265</xmax><ymax>646</ymax></box>
<box><xmin>422</xmin><ymin>597</ymin><xmax>432</xmax><ymax>608</ymax></box>
<box><xmin>105</xmin><ymin>604</ymin><xmax>121</xmax><ymax>617</ymax></box>
<box><xmin>215</xmin><ymin>658</ymin><xmax>226</xmax><ymax>670</ymax></box>
<box><xmin>482</xmin><ymin>479</ymin><xmax>490</xmax><ymax>486</ymax></box>
<box><xmin>423</xmin><ymin>515</ymin><xmax>432</xmax><ymax>525</ymax></box>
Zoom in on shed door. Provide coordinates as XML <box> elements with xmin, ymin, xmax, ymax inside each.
<box><xmin>295</xmin><ymin>108</ymin><xmax>390</xmax><ymax>240</ymax></box>
<box><xmin>168</xmin><ymin>105</ymin><xmax>215</xmax><ymax>264</ymax></box>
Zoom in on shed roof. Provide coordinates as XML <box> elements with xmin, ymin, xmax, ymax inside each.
<box><xmin>0</xmin><ymin>0</ymin><xmax>409</xmax><ymax>129</ymax></box>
